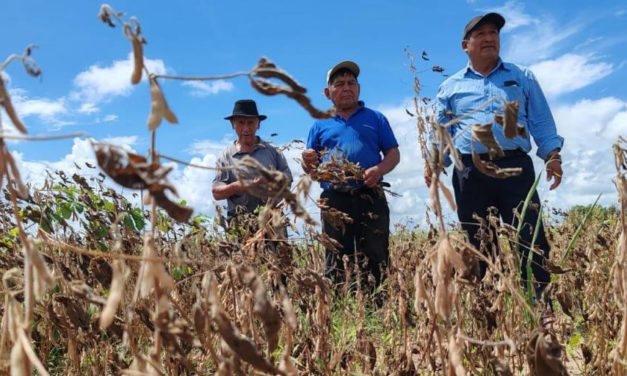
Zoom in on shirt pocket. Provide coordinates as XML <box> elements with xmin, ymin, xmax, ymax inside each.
<box><xmin>503</xmin><ymin>85</ymin><xmax>524</xmax><ymax>104</ymax></box>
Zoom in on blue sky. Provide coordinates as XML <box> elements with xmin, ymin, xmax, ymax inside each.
<box><xmin>1</xmin><ymin>0</ymin><xmax>626</xmax><ymax>225</ymax></box>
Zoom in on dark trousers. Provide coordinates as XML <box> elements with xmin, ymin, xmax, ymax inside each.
<box><xmin>321</xmin><ymin>188</ymin><xmax>390</xmax><ymax>288</ymax></box>
<box><xmin>452</xmin><ymin>153</ymin><xmax>551</xmax><ymax>297</ymax></box>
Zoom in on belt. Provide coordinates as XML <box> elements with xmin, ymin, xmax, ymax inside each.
<box><xmin>461</xmin><ymin>149</ymin><xmax>526</xmax><ymax>161</ymax></box>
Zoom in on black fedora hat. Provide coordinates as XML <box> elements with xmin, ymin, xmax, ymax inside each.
<box><xmin>463</xmin><ymin>12</ymin><xmax>505</xmax><ymax>40</ymax></box>
<box><xmin>224</xmin><ymin>99</ymin><xmax>267</xmax><ymax>121</ymax></box>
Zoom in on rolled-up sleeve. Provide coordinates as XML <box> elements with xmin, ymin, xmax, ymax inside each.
<box><xmin>212</xmin><ymin>152</ymin><xmax>231</xmax><ymax>188</ymax></box>
<box><xmin>525</xmin><ymin>70</ymin><xmax>564</xmax><ymax>160</ymax></box>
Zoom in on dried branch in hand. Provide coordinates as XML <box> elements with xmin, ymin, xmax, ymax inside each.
<box><xmin>94</xmin><ymin>144</ymin><xmax>192</xmax><ymax>221</ymax></box>
<box><xmin>250</xmin><ymin>57</ymin><xmax>334</xmax><ymax>119</ymax></box>
<box><xmin>471</xmin><ymin>123</ymin><xmax>504</xmax><ymax>159</ymax></box>
<box><xmin>147</xmin><ymin>75</ymin><xmax>178</xmax><ymax>131</ymax></box>
<box><xmin>471</xmin><ymin>152</ymin><xmax>522</xmax><ymax>179</ymax></box>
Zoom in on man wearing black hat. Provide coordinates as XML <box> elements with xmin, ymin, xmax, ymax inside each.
<box><xmin>212</xmin><ymin>99</ymin><xmax>292</xmax><ymax>217</ymax></box>
<box><xmin>430</xmin><ymin>13</ymin><xmax>564</xmax><ymax>299</ymax></box>
<box><xmin>302</xmin><ymin>61</ymin><xmax>400</xmax><ymax>289</ymax></box>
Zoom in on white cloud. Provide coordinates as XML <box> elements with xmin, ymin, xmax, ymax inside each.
<box><xmin>182</xmin><ymin>80</ymin><xmax>234</xmax><ymax>97</ymax></box>
<box><xmin>530</xmin><ymin>54</ymin><xmax>613</xmax><ymax>98</ymax></box>
<box><xmin>78</xmin><ymin>102</ymin><xmax>99</xmax><ymax>114</ymax></box>
<box><xmin>539</xmin><ymin>97</ymin><xmax>627</xmax><ymax>208</ymax></box>
<box><xmin>100</xmin><ymin>135</ymin><xmax>138</xmax><ymax>149</ymax></box>
<box><xmin>72</xmin><ymin>53</ymin><xmax>167</xmax><ymax>105</ymax></box>
<box><xmin>504</xmin><ymin>20</ymin><xmax>581</xmax><ymax>65</ymax></box>
<box><xmin>101</xmin><ymin>114</ymin><xmax>118</xmax><ymax>123</ymax></box>
<box><xmin>187</xmin><ymin>137</ymin><xmax>233</xmax><ymax>156</ymax></box>
<box><xmin>485</xmin><ymin>1</ymin><xmax>536</xmax><ymax>32</ymax></box>
<box><xmin>5</xmin><ymin>88</ymin><xmax>71</xmax><ymax>130</ymax></box>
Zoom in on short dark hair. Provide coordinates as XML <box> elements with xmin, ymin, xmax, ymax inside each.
<box><xmin>328</xmin><ymin>68</ymin><xmax>358</xmax><ymax>85</ymax></box>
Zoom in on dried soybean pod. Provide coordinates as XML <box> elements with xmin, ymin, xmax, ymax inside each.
<box><xmin>0</xmin><ymin>79</ymin><xmax>27</xmax><ymax>134</ymax></box>
<box><xmin>130</xmin><ymin>34</ymin><xmax>144</xmax><ymax>85</ymax></box>
<box><xmin>147</xmin><ymin>75</ymin><xmax>178</xmax><ymax>130</ymax></box>
<box><xmin>99</xmin><ymin>260</ymin><xmax>126</xmax><ymax>330</ymax></box>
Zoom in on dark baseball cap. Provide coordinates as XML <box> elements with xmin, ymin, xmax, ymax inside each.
<box><xmin>463</xmin><ymin>12</ymin><xmax>505</xmax><ymax>40</ymax></box>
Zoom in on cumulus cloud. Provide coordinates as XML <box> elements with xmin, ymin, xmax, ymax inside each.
<box><xmin>72</xmin><ymin>53</ymin><xmax>167</xmax><ymax>105</ymax></box>
<box><xmin>182</xmin><ymin>80</ymin><xmax>234</xmax><ymax>97</ymax></box>
<box><xmin>6</xmin><ymin>88</ymin><xmax>71</xmax><ymax>130</ymax></box>
<box><xmin>485</xmin><ymin>1</ymin><xmax>536</xmax><ymax>32</ymax></box>
<box><xmin>503</xmin><ymin>20</ymin><xmax>581</xmax><ymax>65</ymax></box>
<box><xmin>530</xmin><ymin>54</ymin><xmax>613</xmax><ymax>98</ymax></box>
<box><xmin>539</xmin><ymin>97</ymin><xmax>627</xmax><ymax>208</ymax></box>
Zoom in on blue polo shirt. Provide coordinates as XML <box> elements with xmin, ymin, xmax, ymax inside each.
<box><xmin>306</xmin><ymin>103</ymin><xmax>399</xmax><ymax>190</ymax></box>
<box><xmin>436</xmin><ymin>59</ymin><xmax>563</xmax><ymax>164</ymax></box>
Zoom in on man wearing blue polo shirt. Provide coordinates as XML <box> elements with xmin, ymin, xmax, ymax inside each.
<box><xmin>302</xmin><ymin>61</ymin><xmax>400</xmax><ymax>288</ymax></box>
<box><xmin>431</xmin><ymin>13</ymin><xmax>564</xmax><ymax>299</ymax></box>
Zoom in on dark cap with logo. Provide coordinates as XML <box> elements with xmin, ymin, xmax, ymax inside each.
<box><xmin>463</xmin><ymin>12</ymin><xmax>505</xmax><ymax>40</ymax></box>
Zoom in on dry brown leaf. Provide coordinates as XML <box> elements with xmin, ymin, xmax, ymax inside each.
<box><xmin>526</xmin><ymin>331</ymin><xmax>568</xmax><ymax>376</ymax></box>
<box><xmin>439</xmin><ymin>181</ymin><xmax>457</xmax><ymax>211</ymax></box>
<box><xmin>94</xmin><ymin>145</ymin><xmax>192</xmax><ymax>222</ymax></box>
<box><xmin>471</xmin><ymin>152</ymin><xmax>522</xmax><ymax>179</ymax></box>
<box><xmin>503</xmin><ymin>100</ymin><xmax>519</xmax><ymax>138</ymax></box>
<box><xmin>471</xmin><ymin>123</ymin><xmax>504</xmax><ymax>159</ymax></box>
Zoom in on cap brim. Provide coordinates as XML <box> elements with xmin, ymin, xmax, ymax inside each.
<box><xmin>327</xmin><ymin>61</ymin><xmax>360</xmax><ymax>83</ymax></box>
<box><xmin>464</xmin><ymin>12</ymin><xmax>506</xmax><ymax>39</ymax></box>
<box><xmin>224</xmin><ymin>115</ymin><xmax>267</xmax><ymax>121</ymax></box>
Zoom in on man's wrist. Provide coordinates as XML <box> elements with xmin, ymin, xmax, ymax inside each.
<box><xmin>546</xmin><ymin>149</ymin><xmax>562</xmax><ymax>163</ymax></box>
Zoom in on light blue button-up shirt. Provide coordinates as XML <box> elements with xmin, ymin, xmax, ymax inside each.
<box><xmin>435</xmin><ymin>59</ymin><xmax>563</xmax><ymax>163</ymax></box>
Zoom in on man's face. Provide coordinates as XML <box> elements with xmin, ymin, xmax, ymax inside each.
<box><xmin>324</xmin><ymin>72</ymin><xmax>360</xmax><ymax>110</ymax></box>
<box><xmin>462</xmin><ymin>23</ymin><xmax>500</xmax><ymax>66</ymax></box>
<box><xmin>231</xmin><ymin>116</ymin><xmax>260</xmax><ymax>144</ymax></box>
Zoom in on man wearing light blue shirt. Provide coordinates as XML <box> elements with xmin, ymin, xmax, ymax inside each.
<box><xmin>432</xmin><ymin>13</ymin><xmax>563</xmax><ymax>299</ymax></box>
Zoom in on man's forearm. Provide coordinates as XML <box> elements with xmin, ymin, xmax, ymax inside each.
<box><xmin>378</xmin><ymin>147</ymin><xmax>400</xmax><ymax>175</ymax></box>
<box><xmin>212</xmin><ymin>181</ymin><xmax>243</xmax><ymax>200</ymax></box>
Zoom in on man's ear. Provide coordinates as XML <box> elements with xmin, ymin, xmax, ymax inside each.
<box><xmin>462</xmin><ymin>40</ymin><xmax>468</xmax><ymax>52</ymax></box>
<box><xmin>323</xmin><ymin>87</ymin><xmax>331</xmax><ymax>100</ymax></box>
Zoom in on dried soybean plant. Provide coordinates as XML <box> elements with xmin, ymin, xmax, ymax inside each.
<box><xmin>0</xmin><ymin>47</ymin><xmax>58</xmax><ymax>375</ymax></box>
<box><xmin>612</xmin><ymin>137</ymin><xmax>627</xmax><ymax>374</ymax></box>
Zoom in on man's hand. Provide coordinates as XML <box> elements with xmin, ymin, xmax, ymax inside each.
<box><xmin>546</xmin><ymin>151</ymin><xmax>562</xmax><ymax>190</ymax></box>
<box><xmin>364</xmin><ymin>165</ymin><xmax>383</xmax><ymax>187</ymax></box>
<box><xmin>302</xmin><ymin>149</ymin><xmax>319</xmax><ymax>173</ymax></box>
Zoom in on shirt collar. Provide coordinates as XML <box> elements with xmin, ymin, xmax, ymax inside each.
<box><xmin>334</xmin><ymin>101</ymin><xmax>365</xmax><ymax>120</ymax></box>
<box><xmin>229</xmin><ymin>137</ymin><xmax>266</xmax><ymax>156</ymax></box>
<box><xmin>465</xmin><ymin>58</ymin><xmax>508</xmax><ymax>77</ymax></box>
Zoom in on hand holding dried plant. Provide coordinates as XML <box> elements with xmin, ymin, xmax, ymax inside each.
<box><xmin>546</xmin><ymin>150</ymin><xmax>563</xmax><ymax>190</ymax></box>
<box><xmin>301</xmin><ymin>148</ymin><xmax>319</xmax><ymax>173</ymax></box>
